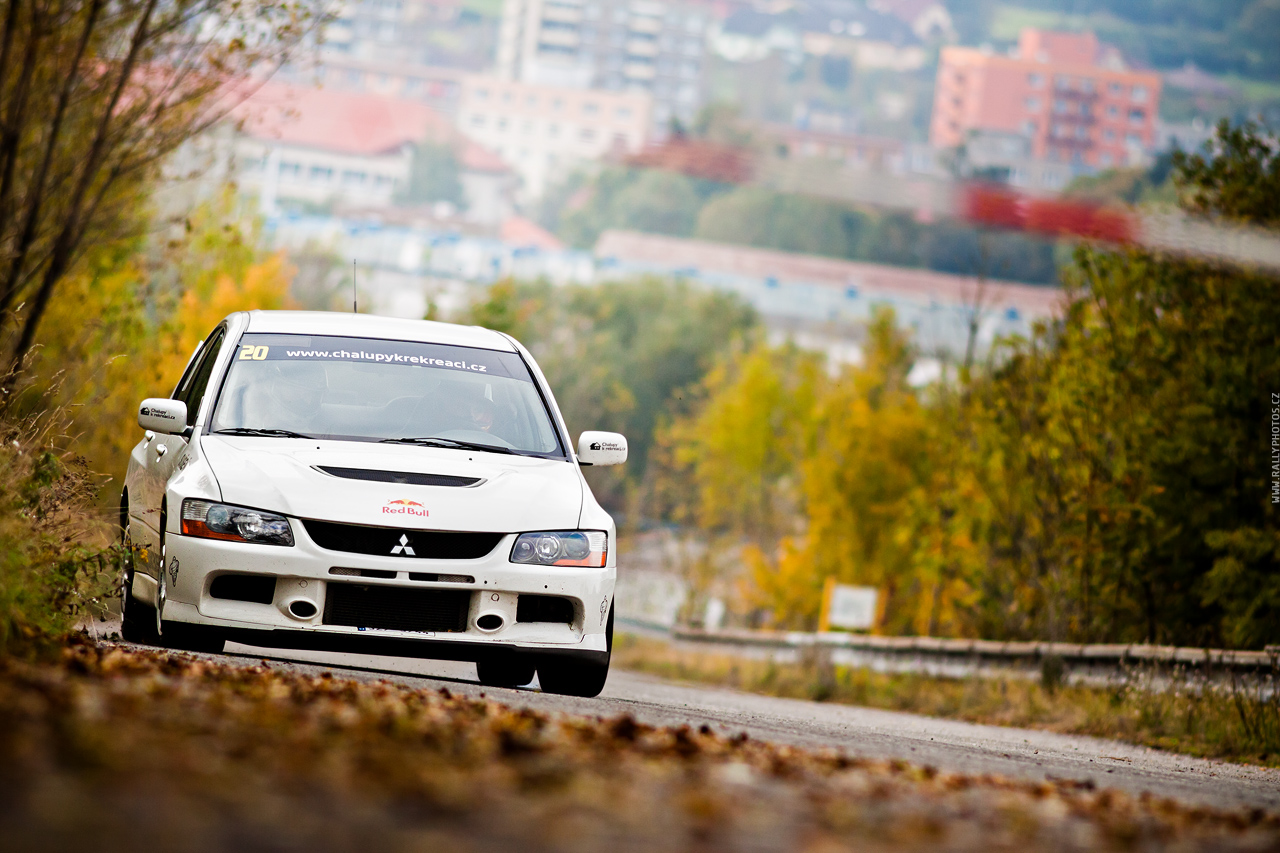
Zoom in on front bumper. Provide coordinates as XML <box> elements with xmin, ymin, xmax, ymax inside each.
<box><xmin>158</xmin><ymin>521</ymin><xmax>614</xmax><ymax>662</ymax></box>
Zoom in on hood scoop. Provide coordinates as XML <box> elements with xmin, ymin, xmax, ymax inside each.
<box><xmin>315</xmin><ymin>466</ymin><xmax>482</xmax><ymax>488</ymax></box>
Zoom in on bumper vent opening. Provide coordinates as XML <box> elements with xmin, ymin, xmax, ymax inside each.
<box><xmin>323</xmin><ymin>584</ymin><xmax>470</xmax><ymax>633</ymax></box>
<box><xmin>316</xmin><ymin>467</ymin><xmax>481</xmax><ymax>488</ymax></box>
<box><xmin>516</xmin><ymin>595</ymin><xmax>575</xmax><ymax>624</ymax></box>
<box><xmin>329</xmin><ymin>567</ymin><xmax>398</xmax><ymax>579</ymax></box>
<box><xmin>410</xmin><ymin>572</ymin><xmax>475</xmax><ymax>584</ymax></box>
<box><xmin>303</xmin><ymin>519</ymin><xmax>503</xmax><ymax>560</ymax></box>
<box><xmin>209</xmin><ymin>574</ymin><xmax>277</xmax><ymax>605</ymax></box>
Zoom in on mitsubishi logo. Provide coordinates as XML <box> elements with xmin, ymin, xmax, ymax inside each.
<box><xmin>390</xmin><ymin>534</ymin><xmax>415</xmax><ymax>556</ymax></box>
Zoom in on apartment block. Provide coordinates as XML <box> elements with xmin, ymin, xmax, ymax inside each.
<box><xmin>457</xmin><ymin>75</ymin><xmax>652</xmax><ymax>197</ymax></box>
<box><xmin>496</xmin><ymin>0</ymin><xmax>708</xmax><ymax>133</ymax></box>
<box><xmin>930</xmin><ymin>28</ymin><xmax>1161</xmax><ymax>171</ymax></box>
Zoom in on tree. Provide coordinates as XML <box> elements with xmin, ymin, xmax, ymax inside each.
<box><xmin>694</xmin><ymin>187</ymin><xmax>868</xmax><ymax>258</ymax></box>
<box><xmin>11</xmin><ymin>189</ymin><xmax>294</xmax><ymax>497</ymax></box>
<box><xmin>463</xmin><ymin>278</ymin><xmax>758</xmax><ymax>514</ymax></box>
<box><xmin>555</xmin><ymin>167</ymin><xmax>716</xmax><ymax>249</ymax></box>
<box><xmin>660</xmin><ymin>341</ymin><xmax>822</xmax><ymax>545</ymax></box>
<box><xmin>0</xmin><ymin>0</ymin><xmax>311</xmax><ymax>382</ymax></box>
<box><xmin>1172</xmin><ymin>119</ymin><xmax>1280</xmax><ymax>227</ymax></box>
<box><xmin>658</xmin><ymin>119</ymin><xmax>1280</xmax><ymax>646</ymax></box>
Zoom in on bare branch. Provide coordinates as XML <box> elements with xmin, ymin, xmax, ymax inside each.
<box><xmin>0</xmin><ymin>0</ymin><xmax>103</xmax><ymax>324</ymax></box>
<box><xmin>4</xmin><ymin>0</ymin><xmax>158</xmax><ymax>373</ymax></box>
<box><xmin>0</xmin><ymin>0</ymin><xmax>314</xmax><ymax>377</ymax></box>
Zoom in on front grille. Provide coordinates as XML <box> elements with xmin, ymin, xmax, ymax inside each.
<box><xmin>410</xmin><ymin>572</ymin><xmax>474</xmax><ymax>583</ymax></box>
<box><xmin>209</xmin><ymin>573</ymin><xmax>276</xmax><ymax>604</ymax></box>
<box><xmin>316</xmin><ymin>467</ymin><xmax>481</xmax><ymax>488</ymax></box>
<box><xmin>323</xmin><ymin>584</ymin><xmax>470</xmax><ymax>633</ymax></box>
<box><xmin>303</xmin><ymin>519</ymin><xmax>504</xmax><ymax>560</ymax></box>
<box><xmin>516</xmin><ymin>595</ymin><xmax>575</xmax><ymax>624</ymax></box>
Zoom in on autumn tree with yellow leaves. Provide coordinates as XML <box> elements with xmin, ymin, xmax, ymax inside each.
<box><xmin>13</xmin><ymin>191</ymin><xmax>293</xmax><ymax>496</ymax></box>
<box><xmin>659</xmin><ymin>121</ymin><xmax>1280</xmax><ymax>649</ymax></box>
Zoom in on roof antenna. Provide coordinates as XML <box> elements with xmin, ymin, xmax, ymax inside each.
<box><xmin>352</xmin><ymin>259</ymin><xmax>357</xmax><ymax>314</ymax></box>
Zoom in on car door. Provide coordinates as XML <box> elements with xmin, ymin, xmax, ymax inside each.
<box><xmin>137</xmin><ymin>327</ymin><xmax>227</xmax><ymax>583</ymax></box>
<box><xmin>132</xmin><ymin>340</ymin><xmax>204</xmax><ymax>583</ymax></box>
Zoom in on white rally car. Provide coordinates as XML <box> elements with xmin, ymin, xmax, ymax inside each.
<box><xmin>120</xmin><ymin>311</ymin><xmax>627</xmax><ymax>697</ymax></box>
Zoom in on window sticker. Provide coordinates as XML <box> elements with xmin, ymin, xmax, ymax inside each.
<box><xmin>235</xmin><ymin>335</ymin><xmax>531</xmax><ymax>381</ymax></box>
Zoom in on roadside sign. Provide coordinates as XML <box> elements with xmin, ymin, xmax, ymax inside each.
<box><xmin>819</xmin><ymin>578</ymin><xmax>879</xmax><ymax>631</ymax></box>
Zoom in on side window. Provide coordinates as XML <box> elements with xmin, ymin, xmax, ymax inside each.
<box><xmin>171</xmin><ymin>341</ymin><xmax>207</xmax><ymax>402</ymax></box>
<box><xmin>176</xmin><ymin>328</ymin><xmax>226</xmax><ymax>427</ymax></box>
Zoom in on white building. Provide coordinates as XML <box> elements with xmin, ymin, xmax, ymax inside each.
<box><xmin>456</xmin><ymin>74</ymin><xmax>651</xmax><ymax>198</ymax></box>
<box><xmin>496</xmin><ymin>0</ymin><xmax>707</xmax><ymax>134</ymax></box>
<box><xmin>231</xmin><ymin>84</ymin><xmax>452</xmax><ymax>211</ymax></box>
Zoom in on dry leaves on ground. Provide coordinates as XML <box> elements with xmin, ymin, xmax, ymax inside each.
<box><xmin>1</xmin><ymin>640</ymin><xmax>1277</xmax><ymax>853</ymax></box>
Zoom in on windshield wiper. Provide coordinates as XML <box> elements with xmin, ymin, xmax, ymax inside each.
<box><xmin>379</xmin><ymin>436</ymin><xmax>518</xmax><ymax>455</ymax></box>
<box><xmin>215</xmin><ymin>428</ymin><xmax>314</xmax><ymax>439</ymax></box>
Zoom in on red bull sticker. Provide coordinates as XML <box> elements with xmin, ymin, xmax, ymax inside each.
<box><xmin>383</xmin><ymin>499</ymin><xmax>429</xmax><ymax>517</ymax></box>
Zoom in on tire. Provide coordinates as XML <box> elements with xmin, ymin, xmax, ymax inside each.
<box><xmin>151</xmin><ymin>509</ymin><xmax>225</xmax><ymax>654</ymax></box>
<box><xmin>537</xmin><ymin>606</ymin><xmax>612</xmax><ymax>698</ymax></box>
<box><xmin>476</xmin><ymin>655</ymin><xmax>536</xmax><ymax>688</ymax></box>
<box><xmin>119</xmin><ymin>502</ymin><xmax>161</xmax><ymax>646</ymax></box>
<box><xmin>160</xmin><ymin>620</ymin><xmax>226</xmax><ymax>654</ymax></box>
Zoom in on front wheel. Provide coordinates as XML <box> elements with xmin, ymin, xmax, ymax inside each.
<box><xmin>537</xmin><ymin>607</ymin><xmax>612</xmax><ymax>697</ymax></box>
<box><xmin>476</xmin><ymin>655</ymin><xmax>536</xmax><ymax>688</ymax></box>
<box><xmin>119</xmin><ymin>508</ymin><xmax>160</xmax><ymax>645</ymax></box>
<box><xmin>160</xmin><ymin>620</ymin><xmax>226</xmax><ymax>654</ymax></box>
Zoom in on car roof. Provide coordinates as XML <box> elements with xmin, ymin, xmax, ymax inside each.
<box><xmin>241</xmin><ymin>311</ymin><xmax>517</xmax><ymax>352</ymax></box>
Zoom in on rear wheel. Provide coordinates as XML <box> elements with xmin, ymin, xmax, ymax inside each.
<box><xmin>476</xmin><ymin>655</ymin><xmax>536</xmax><ymax>688</ymax></box>
<box><xmin>537</xmin><ymin>607</ymin><xmax>612</xmax><ymax>698</ymax></box>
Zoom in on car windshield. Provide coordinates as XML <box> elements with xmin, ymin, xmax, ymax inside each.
<box><xmin>209</xmin><ymin>333</ymin><xmax>564</xmax><ymax>457</ymax></box>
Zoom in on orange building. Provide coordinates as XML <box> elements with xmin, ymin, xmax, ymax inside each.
<box><xmin>930</xmin><ymin>29</ymin><xmax>1161</xmax><ymax>170</ymax></box>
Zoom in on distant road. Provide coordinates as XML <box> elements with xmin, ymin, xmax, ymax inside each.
<box><xmin>145</xmin><ymin>637</ymin><xmax>1280</xmax><ymax>815</ymax></box>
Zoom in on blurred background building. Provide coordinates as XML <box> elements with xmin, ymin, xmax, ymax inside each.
<box><xmin>456</xmin><ymin>75</ymin><xmax>651</xmax><ymax>197</ymax></box>
<box><xmin>495</xmin><ymin>0</ymin><xmax>711</xmax><ymax>135</ymax></box>
<box><xmin>166</xmin><ymin>0</ymin><xmax>1280</xmax><ymax>364</ymax></box>
<box><xmin>930</xmin><ymin>29</ymin><xmax>1162</xmax><ymax>180</ymax></box>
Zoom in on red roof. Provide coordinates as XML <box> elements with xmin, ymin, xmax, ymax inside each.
<box><xmin>501</xmin><ymin>216</ymin><xmax>564</xmax><ymax>251</ymax></box>
<box><xmin>233</xmin><ymin>82</ymin><xmax>451</xmax><ymax>156</ymax></box>
<box><xmin>459</xmin><ymin>141</ymin><xmax>510</xmax><ymax>173</ymax></box>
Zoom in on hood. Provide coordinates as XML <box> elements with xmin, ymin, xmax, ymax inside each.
<box><xmin>200</xmin><ymin>436</ymin><xmax>583</xmax><ymax>533</ymax></box>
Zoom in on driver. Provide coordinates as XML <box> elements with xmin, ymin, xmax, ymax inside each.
<box><xmin>243</xmin><ymin>360</ymin><xmax>328</xmax><ymax>432</ymax></box>
<box><xmin>468</xmin><ymin>396</ymin><xmax>495</xmax><ymax>433</ymax></box>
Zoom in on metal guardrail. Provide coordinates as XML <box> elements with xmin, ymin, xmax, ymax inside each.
<box><xmin>667</xmin><ymin>627</ymin><xmax>1280</xmax><ymax>672</ymax></box>
<box><xmin>619</xmin><ymin>621</ymin><xmax>1280</xmax><ymax>688</ymax></box>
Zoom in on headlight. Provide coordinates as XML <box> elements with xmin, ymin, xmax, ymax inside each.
<box><xmin>181</xmin><ymin>499</ymin><xmax>294</xmax><ymax>546</ymax></box>
<box><xmin>510</xmin><ymin>531</ymin><xmax>607</xmax><ymax>567</ymax></box>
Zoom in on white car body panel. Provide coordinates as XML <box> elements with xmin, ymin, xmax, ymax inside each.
<box><xmin>199</xmin><ymin>438</ymin><xmax>583</xmax><ymax>533</ymax></box>
<box><xmin>121</xmin><ymin>310</ymin><xmax>617</xmax><ymax>664</ymax></box>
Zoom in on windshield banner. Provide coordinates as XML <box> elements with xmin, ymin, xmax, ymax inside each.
<box><xmin>235</xmin><ymin>335</ymin><xmax>531</xmax><ymax>381</ymax></box>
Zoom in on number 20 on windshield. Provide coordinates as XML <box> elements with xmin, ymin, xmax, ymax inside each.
<box><xmin>239</xmin><ymin>345</ymin><xmax>269</xmax><ymax>360</ymax></box>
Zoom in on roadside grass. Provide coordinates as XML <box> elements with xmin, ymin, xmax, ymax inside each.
<box><xmin>0</xmin><ymin>413</ymin><xmax>115</xmax><ymax>657</ymax></box>
<box><xmin>613</xmin><ymin>634</ymin><xmax>1280</xmax><ymax>769</ymax></box>
<box><xmin>1</xmin><ymin>641</ymin><xmax>1277</xmax><ymax>852</ymax></box>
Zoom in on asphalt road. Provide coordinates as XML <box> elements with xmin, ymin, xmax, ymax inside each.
<box><xmin>157</xmin><ymin>636</ymin><xmax>1280</xmax><ymax>815</ymax></box>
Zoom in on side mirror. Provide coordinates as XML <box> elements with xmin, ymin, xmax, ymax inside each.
<box><xmin>577</xmin><ymin>431</ymin><xmax>627</xmax><ymax>466</ymax></box>
<box><xmin>138</xmin><ymin>398</ymin><xmax>187</xmax><ymax>435</ymax></box>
